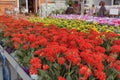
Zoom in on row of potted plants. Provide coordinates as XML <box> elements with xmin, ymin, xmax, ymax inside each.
<box><xmin>50</xmin><ymin>14</ymin><xmax>120</xmax><ymax>26</ymax></box>
<box><xmin>0</xmin><ymin>15</ymin><xmax>120</xmax><ymax>80</ymax></box>
<box><xmin>28</xmin><ymin>17</ymin><xmax>120</xmax><ymax>33</ymax></box>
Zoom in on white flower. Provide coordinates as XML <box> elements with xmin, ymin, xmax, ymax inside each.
<box><xmin>31</xmin><ymin>74</ymin><xmax>38</xmax><ymax>80</ymax></box>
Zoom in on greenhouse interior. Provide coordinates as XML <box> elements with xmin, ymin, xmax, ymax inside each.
<box><xmin>0</xmin><ymin>0</ymin><xmax>120</xmax><ymax>80</ymax></box>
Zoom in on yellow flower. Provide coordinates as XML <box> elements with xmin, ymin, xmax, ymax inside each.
<box><xmin>106</xmin><ymin>30</ymin><xmax>113</xmax><ymax>32</ymax></box>
<box><xmin>28</xmin><ymin>17</ymin><xmax>119</xmax><ymax>33</ymax></box>
<box><xmin>77</xmin><ymin>27</ymin><xmax>80</xmax><ymax>30</ymax></box>
<box><xmin>92</xmin><ymin>28</ymin><xmax>100</xmax><ymax>33</ymax></box>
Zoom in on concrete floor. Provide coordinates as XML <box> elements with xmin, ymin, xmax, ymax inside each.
<box><xmin>0</xmin><ymin>61</ymin><xmax>3</xmax><ymax>80</ymax></box>
<box><xmin>0</xmin><ymin>58</ymin><xmax>19</xmax><ymax>80</ymax></box>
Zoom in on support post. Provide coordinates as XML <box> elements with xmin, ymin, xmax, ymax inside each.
<box><xmin>35</xmin><ymin>0</ymin><xmax>37</xmax><ymax>13</ymax></box>
<box><xmin>111</xmin><ymin>0</ymin><xmax>114</xmax><ymax>5</ymax></box>
<box><xmin>17</xmin><ymin>0</ymin><xmax>19</xmax><ymax>12</ymax></box>
<box><xmin>25</xmin><ymin>0</ymin><xmax>28</xmax><ymax>12</ymax></box>
<box><xmin>81</xmin><ymin>0</ymin><xmax>84</xmax><ymax>15</ymax></box>
<box><xmin>46</xmin><ymin>0</ymin><xmax>48</xmax><ymax>17</ymax></box>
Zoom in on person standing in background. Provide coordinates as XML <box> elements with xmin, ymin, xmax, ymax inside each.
<box><xmin>73</xmin><ymin>1</ymin><xmax>81</xmax><ymax>15</ymax></box>
<box><xmin>90</xmin><ymin>4</ymin><xmax>96</xmax><ymax>16</ymax></box>
<box><xmin>65</xmin><ymin>4</ymin><xmax>74</xmax><ymax>14</ymax></box>
<box><xmin>5</xmin><ymin>8</ymin><xmax>10</xmax><ymax>15</ymax></box>
<box><xmin>14</xmin><ymin>6</ymin><xmax>19</xmax><ymax>16</ymax></box>
<box><xmin>98</xmin><ymin>1</ymin><xmax>107</xmax><ymax>17</ymax></box>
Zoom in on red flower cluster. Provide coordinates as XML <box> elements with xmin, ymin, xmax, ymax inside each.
<box><xmin>58</xmin><ymin>76</ymin><xmax>66</xmax><ymax>80</ymax></box>
<box><xmin>43</xmin><ymin>64</ymin><xmax>49</xmax><ymax>70</ymax></box>
<box><xmin>30</xmin><ymin>57</ymin><xmax>42</xmax><ymax>74</ymax></box>
<box><xmin>108</xmin><ymin>37</ymin><xmax>120</xmax><ymax>73</ymax></box>
<box><xmin>58</xmin><ymin>57</ymin><xmax>65</xmax><ymax>65</ymax></box>
<box><xmin>79</xmin><ymin>65</ymin><xmax>92</xmax><ymax>80</ymax></box>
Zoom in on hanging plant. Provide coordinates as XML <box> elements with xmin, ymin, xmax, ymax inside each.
<box><xmin>65</xmin><ymin>0</ymin><xmax>74</xmax><ymax>6</ymax></box>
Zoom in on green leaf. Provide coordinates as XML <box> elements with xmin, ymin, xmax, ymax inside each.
<box><xmin>53</xmin><ymin>62</ymin><xmax>59</xmax><ymax>69</ymax></box>
<box><xmin>107</xmin><ymin>44</ymin><xmax>110</xmax><ymax>51</ymax></box>
<box><xmin>91</xmin><ymin>78</ymin><xmax>96</xmax><ymax>80</ymax></box>
<box><xmin>38</xmin><ymin>70</ymin><xmax>52</xmax><ymax>80</ymax></box>
<box><xmin>107</xmin><ymin>75</ymin><xmax>114</xmax><ymax>80</ymax></box>
<box><xmin>38</xmin><ymin>76</ymin><xmax>42</xmax><ymax>80</ymax></box>
<box><xmin>67</xmin><ymin>75</ymin><xmax>72</xmax><ymax>80</ymax></box>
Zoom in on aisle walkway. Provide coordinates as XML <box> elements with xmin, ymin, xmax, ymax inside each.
<box><xmin>0</xmin><ymin>61</ymin><xmax>3</xmax><ymax>79</ymax></box>
<box><xmin>0</xmin><ymin>59</ymin><xmax>18</xmax><ymax>80</ymax></box>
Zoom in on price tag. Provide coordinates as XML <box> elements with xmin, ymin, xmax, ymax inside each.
<box><xmin>109</xmin><ymin>9</ymin><xmax>119</xmax><ymax>15</ymax></box>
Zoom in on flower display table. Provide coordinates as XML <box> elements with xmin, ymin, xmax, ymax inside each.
<box><xmin>51</xmin><ymin>14</ymin><xmax>120</xmax><ymax>26</ymax></box>
<box><xmin>1</xmin><ymin>15</ymin><xmax>120</xmax><ymax>80</ymax></box>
